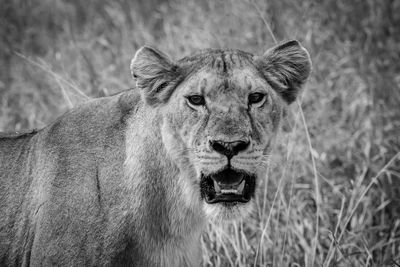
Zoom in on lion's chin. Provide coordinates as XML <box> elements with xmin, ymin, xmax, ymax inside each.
<box><xmin>203</xmin><ymin>201</ymin><xmax>254</xmax><ymax>222</ymax></box>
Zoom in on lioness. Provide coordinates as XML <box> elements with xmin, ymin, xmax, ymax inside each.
<box><xmin>0</xmin><ymin>40</ymin><xmax>311</xmax><ymax>266</ymax></box>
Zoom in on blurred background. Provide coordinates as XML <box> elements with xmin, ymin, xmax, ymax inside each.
<box><xmin>1</xmin><ymin>0</ymin><xmax>400</xmax><ymax>266</ymax></box>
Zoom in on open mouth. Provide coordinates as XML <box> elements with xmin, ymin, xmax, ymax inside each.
<box><xmin>200</xmin><ymin>168</ymin><xmax>256</xmax><ymax>204</ymax></box>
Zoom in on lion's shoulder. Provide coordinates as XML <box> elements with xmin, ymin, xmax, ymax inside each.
<box><xmin>0</xmin><ymin>129</ymin><xmax>38</xmax><ymax>164</ymax></box>
<box><xmin>43</xmin><ymin>90</ymin><xmax>141</xmax><ymax>146</ymax></box>
<box><xmin>0</xmin><ymin>90</ymin><xmax>142</xmax><ymax>167</ymax></box>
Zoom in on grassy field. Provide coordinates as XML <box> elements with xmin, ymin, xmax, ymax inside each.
<box><xmin>1</xmin><ymin>0</ymin><xmax>400</xmax><ymax>266</ymax></box>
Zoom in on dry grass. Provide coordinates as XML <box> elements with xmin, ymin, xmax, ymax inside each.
<box><xmin>1</xmin><ymin>0</ymin><xmax>400</xmax><ymax>266</ymax></box>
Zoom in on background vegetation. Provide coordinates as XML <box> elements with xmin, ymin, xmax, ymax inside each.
<box><xmin>1</xmin><ymin>0</ymin><xmax>400</xmax><ymax>266</ymax></box>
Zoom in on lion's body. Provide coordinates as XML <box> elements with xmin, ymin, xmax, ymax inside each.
<box><xmin>0</xmin><ymin>40</ymin><xmax>311</xmax><ymax>266</ymax></box>
<box><xmin>0</xmin><ymin>92</ymin><xmax>203</xmax><ymax>266</ymax></box>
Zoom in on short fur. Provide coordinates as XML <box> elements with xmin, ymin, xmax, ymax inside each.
<box><xmin>0</xmin><ymin>40</ymin><xmax>311</xmax><ymax>266</ymax></box>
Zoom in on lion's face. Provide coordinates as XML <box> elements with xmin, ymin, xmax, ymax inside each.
<box><xmin>162</xmin><ymin>69</ymin><xmax>283</xmax><ymax>220</ymax></box>
<box><xmin>131</xmin><ymin>41</ymin><xmax>311</xmax><ymax>221</ymax></box>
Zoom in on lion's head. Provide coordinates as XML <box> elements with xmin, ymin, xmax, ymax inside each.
<box><xmin>130</xmin><ymin>40</ymin><xmax>311</xmax><ymax>221</ymax></box>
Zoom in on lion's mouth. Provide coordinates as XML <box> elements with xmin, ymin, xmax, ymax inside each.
<box><xmin>200</xmin><ymin>168</ymin><xmax>256</xmax><ymax>204</ymax></box>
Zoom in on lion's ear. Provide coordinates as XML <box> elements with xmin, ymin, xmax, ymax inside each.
<box><xmin>130</xmin><ymin>46</ymin><xmax>181</xmax><ymax>106</ymax></box>
<box><xmin>255</xmin><ymin>40</ymin><xmax>311</xmax><ymax>104</ymax></box>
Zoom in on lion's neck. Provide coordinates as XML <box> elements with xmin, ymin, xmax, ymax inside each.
<box><xmin>122</xmin><ymin>108</ymin><xmax>204</xmax><ymax>265</ymax></box>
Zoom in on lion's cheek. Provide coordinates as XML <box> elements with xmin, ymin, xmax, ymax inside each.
<box><xmin>175</xmin><ymin>110</ymin><xmax>206</xmax><ymax>149</ymax></box>
<box><xmin>160</xmin><ymin>113</ymin><xmax>198</xmax><ymax>164</ymax></box>
<box><xmin>160</xmin><ymin>118</ymin><xmax>186</xmax><ymax>158</ymax></box>
<box><xmin>249</xmin><ymin>111</ymin><xmax>281</xmax><ymax>156</ymax></box>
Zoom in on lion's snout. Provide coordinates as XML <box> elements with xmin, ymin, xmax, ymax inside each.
<box><xmin>208</xmin><ymin>139</ymin><xmax>250</xmax><ymax>158</ymax></box>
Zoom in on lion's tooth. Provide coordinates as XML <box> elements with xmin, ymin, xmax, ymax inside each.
<box><xmin>213</xmin><ymin>180</ymin><xmax>221</xmax><ymax>193</ymax></box>
<box><xmin>237</xmin><ymin>180</ymin><xmax>245</xmax><ymax>194</ymax></box>
<box><xmin>221</xmin><ymin>189</ymin><xmax>238</xmax><ymax>194</ymax></box>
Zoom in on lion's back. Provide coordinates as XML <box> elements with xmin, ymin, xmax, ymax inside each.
<box><xmin>0</xmin><ymin>130</ymin><xmax>38</xmax><ymax>216</ymax></box>
<box><xmin>0</xmin><ymin>90</ymin><xmax>142</xmax><ymax>265</ymax></box>
<box><xmin>0</xmin><ymin>130</ymin><xmax>40</xmax><ymax>264</ymax></box>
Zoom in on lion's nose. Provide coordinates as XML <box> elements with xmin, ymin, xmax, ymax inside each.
<box><xmin>209</xmin><ymin>140</ymin><xmax>250</xmax><ymax>158</ymax></box>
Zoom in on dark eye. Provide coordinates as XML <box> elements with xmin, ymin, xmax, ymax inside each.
<box><xmin>187</xmin><ymin>95</ymin><xmax>206</xmax><ymax>106</ymax></box>
<box><xmin>248</xmin><ymin>93</ymin><xmax>266</xmax><ymax>105</ymax></box>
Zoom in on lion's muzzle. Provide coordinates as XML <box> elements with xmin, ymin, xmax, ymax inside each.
<box><xmin>209</xmin><ymin>139</ymin><xmax>250</xmax><ymax>159</ymax></box>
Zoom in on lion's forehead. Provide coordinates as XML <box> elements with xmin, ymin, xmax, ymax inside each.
<box><xmin>178</xmin><ymin>49</ymin><xmax>272</xmax><ymax>102</ymax></box>
<box><xmin>172</xmin><ymin>50</ymin><xmax>281</xmax><ymax>141</ymax></box>
<box><xmin>178</xmin><ymin>49</ymin><xmax>254</xmax><ymax>71</ymax></box>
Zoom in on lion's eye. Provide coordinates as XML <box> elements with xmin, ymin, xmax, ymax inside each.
<box><xmin>187</xmin><ymin>95</ymin><xmax>206</xmax><ymax>106</ymax></box>
<box><xmin>248</xmin><ymin>93</ymin><xmax>266</xmax><ymax>105</ymax></box>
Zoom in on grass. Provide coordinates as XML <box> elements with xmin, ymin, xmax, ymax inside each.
<box><xmin>1</xmin><ymin>0</ymin><xmax>400</xmax><ymax>266</ymax></box>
